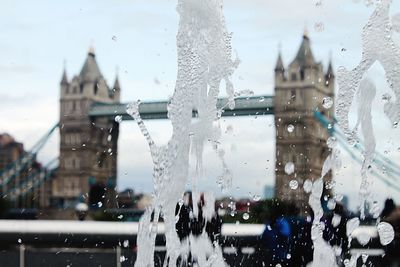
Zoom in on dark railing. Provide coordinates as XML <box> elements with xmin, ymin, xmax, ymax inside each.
<box><xmin>0</xmin><ymin>220</ymin><xmax>397</xmax><ymax>267</ymax></box>
<box><xmin>0</xmin><ymin>220</ymin><xmax>267</xmax><ymax>267</ymax></box>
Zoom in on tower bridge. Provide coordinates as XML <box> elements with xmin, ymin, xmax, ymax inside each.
<box><xmin>1</xmin><ymin>33</ymin><xmax>337</xmax><ymax>214</ymax></box>
<box><xmin>55</xmin><ymin>32</ymin><xmax>334</xmax><ymax>211</ymax></box>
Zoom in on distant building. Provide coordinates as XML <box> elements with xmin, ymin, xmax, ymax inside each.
<box><xmin>53</xmin><ymin>47</ymin><xmax>121</xmax><ymax>210</ymax></box>
<box><xmin>136</xmin><ymin>194</ymin><xmax>153</xmax><ymax>210</ymax></box>
<box><xmin>0</xmin><ymin>134</ymin><xmax>23</xmax><ymax>171</ymax></box>
<box><xmin>274</xmin><ymin>32</ymin><xmax>335</xmax><ymax>212</ymax></box>
<box><xmin>0</xmin><ymin>133</ymin><xmax>48</xmax><ymax>209</ymax></box>
<box><xmin>264</xmin><ymin>185</ymin><xmax>274</xmax><ymax>199</ymax></box>
<box><xmin>117</xmin><ymin>188</ymin><xmax>135</xmax><ymax>209</ymax></box>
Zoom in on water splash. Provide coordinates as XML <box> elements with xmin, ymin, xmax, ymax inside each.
<box><xmin>354</xmin><ymin>78</ymin><xmax>377</xmax><ymax>218</ymax></box>
<box><xmin>308</xmin><ymin>150</ymin><xmax>339</xmax><ymax>267</ymax></box>
<box><xmin>127</xmin><ymin>0</ymin><xmax>238</xmax><ymax>265</ymax></box>
<box><xmin>337</xmin><ymin>0</ymin><xmax>400</xmax><ymax>144</ymax></box>
<box><xmin>336</xmin><ymin>0</ymin><xmax>400</xmax><ymax>218</ymax></box>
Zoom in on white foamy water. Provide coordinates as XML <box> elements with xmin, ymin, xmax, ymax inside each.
<box><xmin>284</xmin><ymin>161</ymin><xmax>295</xmax><ymax>175</ymax></box>
<box><xmin>128</xmin><ymin>0</ymin><xmax>238</xmax><ymax>266</ymax></box>
<box><xmin>308</xmin><ymin>148</ymin><xmax>340</xmax><ymax>267</ymax></box>
<box><xmin>336</xmin><ymin>0</ymin><xmax>400</xmax><ymax>217</ymax></box>
<box><xmin>377</xmin><ymin>222</ymin><xmax>395</xmax><ymax>246</ymax></box>
<box><xmin>327</xmin><ymin>1</ymin><xmax>399</xmax><ymax>265</ymax></box>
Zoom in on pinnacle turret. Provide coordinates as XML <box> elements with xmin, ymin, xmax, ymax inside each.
<box><xmin>60</xmin><ymin>68</ymin><xmax>68</xmax><ymax>85</ymax></box>
<box><xmin>326</xmin><ymin>60</ymin><xmax>334</xmax><ymax>77</ymax></box>
<box><xmin>113</xmin><ymin>75</ymin><xmax>121</xmax><ymax>91</ymax></box>
<box><xmin>275</xmin><ymin>53</ymin><xmax>284</xmax><ymax>72</ymax></box>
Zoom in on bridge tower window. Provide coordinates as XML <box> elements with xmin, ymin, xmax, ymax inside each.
<box><xmin>94</xmin><ymin>83</ymin><xmax>98</xmax><ymax>95</ymax></box>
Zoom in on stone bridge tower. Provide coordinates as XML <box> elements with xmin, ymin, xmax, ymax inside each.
<box><xmin>53</xmin><ymin>48</ymin><xmax>121</xmax><ymax>210</ymax></box>
<box><xmin>274</xmin><ymin>33</ymin><xmax>335</xmax><ymax>211</ymax></box>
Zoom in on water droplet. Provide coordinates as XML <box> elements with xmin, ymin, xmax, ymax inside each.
<box><xmin>332</xmin><ymin>214</ymin><xmax>341</xmax><ymax>227</ymax></box>
<box><xmin>327</xmin><ymin>199</ymin><xmax>336</xmax><ymax>210</ymax></box>
<box><xmin>334</xmin><ymin>246</ymin><xmax>342</xmax><ymax>256</ymax></box>
<box><xmin>361</xmin><ymin>254</ymin><xmax>368</xmax><ymax>264</ymax></box>
<box><xmin>120</xmin><ymin>256</ymin><xmax>127</xmax><ymax>262</ymax></box>
<box><xmin>377</xmin><ymin>222</ymin><xmax>395</xmax><ymax>245</ymax></box>
<box><xmin>114</xmin><ymin>115</ymin><xmax>123</xmax><ymax>123</ymax></box>
<box><xmin>284</xmin><ymin>162</ymin><xmax>295</xmax><ymax>175</ymax></box>
<box><xmin>303</xmin><ymin>179</ymin><xmax>313</xmax><ymax>193</ymax></box>
<box><xmin>314</xmin><ymin>22</ymin><xmax>324</xmax><ymax>32</ymax></box>
<box><xmin>97</xmin><ymin>202</ymin><xmax>103</xmax><ymax>208</ymax></box>
<box><xmin>252</xmin><ymin>194</ymin><xmax>261</xmax><ymax>201</ymax></box>
<box><xmin>234</xmin><ymin>89</ymin><xmax>254</xmax><ymax>98</ymax></box>
<box><xmin>242</xmin><ymin>213</ymin><xmax>249</xmax><ymax>220</ymax></box>
<box><xmin>370</xmin><ymin>201</ymin><xmax>381</xmax><ymax>218</ymax></box>
<box><xmin>17</xmin><ymin>239</ymin><xmax>22</xmax><ymax>244</ymax></box>
<box><xmin>325</xmin><ymin>181</ymin><xmax>335</xmax><ymax>190</ymax></box>
<box><xmin>357</xmin><ymin>232</ymin><xmax>371</xmax><ymax>246</ymax></box>
<box><xmin>228</xmin><ymin>100</ymin><xmax>235</xmax><ymax>110</ymax></box>
<box><xmin>289</xmin><ymin>180</ymin><xmax>298</xmax><ymax>190</ymax></box>
<box><xmin>259</xmin><ymin>96</ymin><xmax>265</xmax><ymax>102</ymax></box>
<box><xmin>112</xmin><ymin>35</ymin><xmax>117</xmax><ymax>41</ymax></box>
<box><xmin>286</xmin><ymin>253</ymin><xmax>291</xmax><ymax>259</ymax></box>
<box><xmin>346</xmin><ymin>217</ymin><xmax>360</xmax><ymax>236</ymax></box>
<box><xmin>335</xmin><ymin>194</ymin><xmax>343</xmax><ymax>201</ymax></box>
<box><xmin>327</xmin><ymin>136</ymin><xmax>337</xmax><ymax>148</ymax></box>
<box><xmin>287</xmin><ymin>124</ymin><xmax>295</xmax><ymax>133</ymax></box>
<box><xmin>322</xmin><ymin>97</ymin><xmax>333</xmax><ymax>109</ymax></box>
<box><xmin>226</xmin><ymin>125</ymin><xmax>233</xmax><ymax>134</ymax></box>
<box><xmin>382</xmin><ymin>93</ymin><xmax>392</xmax><ymax>102</ymax></box>
<box><xmin>123</xmin><ymin>240</ymin><xmax>129</xmax><ymax>248</ymax></box>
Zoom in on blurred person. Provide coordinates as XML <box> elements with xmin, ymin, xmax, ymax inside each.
<box><xmin>381</xmin><ymin>198</ymin><xmax>396</xmax><ymax>219</ymax></box>
<box><xmin>286</xmin><ymin>203</ymin><xmax>313</xmax><ymax>266</ymax></box>
<box><xmin>261</xmin><ymin>201</ymin><xmax>292</xmax><ymax>266</ymax></box>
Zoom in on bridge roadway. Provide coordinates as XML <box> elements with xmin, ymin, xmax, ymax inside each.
<box><xmin>89</xmin><ymin>95</ymin><xmax>274</xmax><ymax>120</ymax></box>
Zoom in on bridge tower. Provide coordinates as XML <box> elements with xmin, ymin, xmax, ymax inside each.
<box><xmin>274</xmin><ymin>32</ymin><xmax>335</xmax><ymax>211</ymax></box>
<box><xmin>53</xmin><ymin>47</ymin><xmax>121</xmax><ymax>210</ymax></box>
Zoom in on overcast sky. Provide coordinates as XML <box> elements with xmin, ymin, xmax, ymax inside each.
<box><xmin>1</xmin><ymin>0</ymin><xmax>400</xmax><ymax>211</ymax></box>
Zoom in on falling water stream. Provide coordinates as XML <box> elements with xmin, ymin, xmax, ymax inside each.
<box><xmin>311</xmin><ymin>0</ymin><xmax>398</xmax><ymax>266</ymax></box>
<box><xmin>127</xmin><ymin>0</ymin><xmax>398</xmax><ymax>266</ymax></box>
<box><xmin>127</xmin><ymin>0</ymin><xmax>238</xmax><ymax>266</ymax></box>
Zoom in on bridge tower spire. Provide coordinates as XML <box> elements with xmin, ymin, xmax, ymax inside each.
<box><xmin>274</xmin><ymin>33</ymin><xmax>335</xmax><ymax>213</ymax></box>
